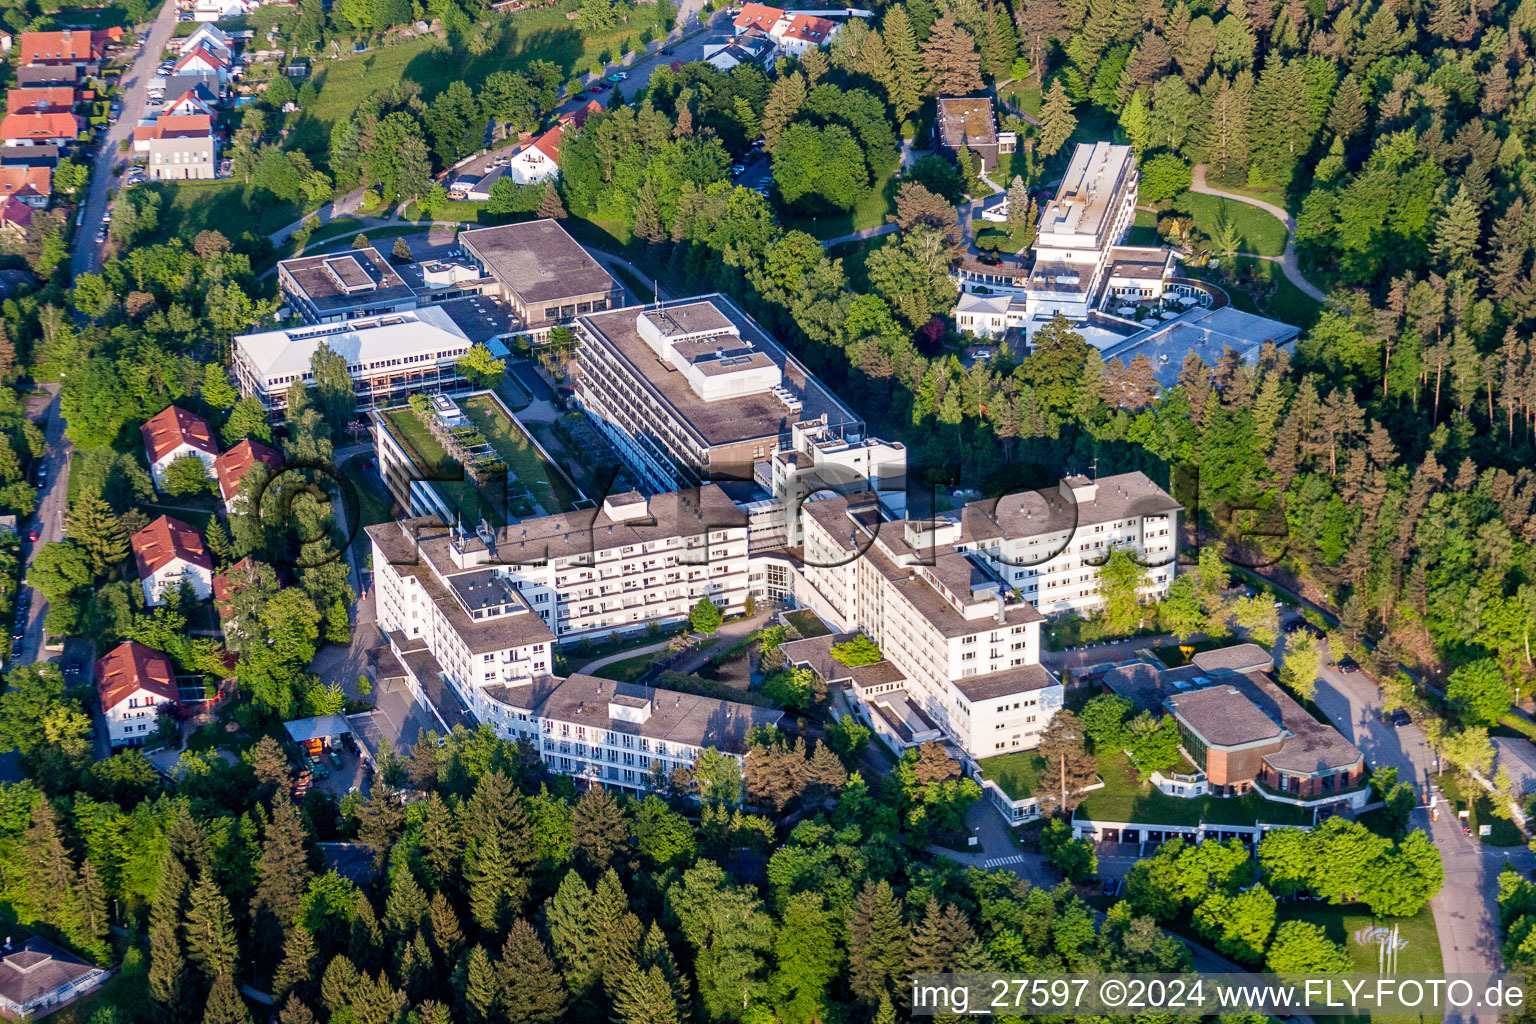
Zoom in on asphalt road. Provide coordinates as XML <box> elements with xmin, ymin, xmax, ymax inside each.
<box><xmin>18</xmin><ymin>386</ymin><xmax>72</xmax><ymax>665</ymax></box>
<box><xmin>71</xmin><ymin>0</ymin><xmax>180</xmax><ymax>274</ymax></box>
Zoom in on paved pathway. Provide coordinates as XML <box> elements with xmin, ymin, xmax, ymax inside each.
<box><xmin>1188</xmin><ymin>165</ymin><xmax>1328</xmax><ymax>304</ymax></box>
<box><xmin>73</xmin><ymin>0</ymin><xmax>179</xmax><ymax>273</ymax></box>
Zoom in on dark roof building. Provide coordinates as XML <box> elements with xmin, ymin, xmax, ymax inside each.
<box><xmin>0</xmin><ymin>936</ymin><xmax>108</xmax><ymax>1016</ymax></box>
<box><xmin>277</xmin><ymin>246</ymin><xmax>419</xmax><ymax>324</ymax></box>
<box><xmin>935</xmin><ymin>96</ymin><xmax>1016</xmax><ymax>174</ymax></box>
<box><xmin>458</xmin><ymin>219</ymin><xmax>621</xmax><ymax>331</ymax></box>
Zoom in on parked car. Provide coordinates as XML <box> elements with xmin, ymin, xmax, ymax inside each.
<box><xmin>1101</xmin><ymin>878</ymin><xmax>1118</xmax><ymax>897</ymax></box>
<box><xmin>25</xmin><ymin>527</ymin><xmax>38</xmax><ymax>542</ymax></box>
<box><xmin>660</xmin><ymin>47</ymin><xmax>674</xmax><ymax>54</ymax></box>
<box><xmin>1390</xmin><ymin>708</ymin><xmax>1412</xmax><ymax>727</ymax></box>
<box><xmin>1336</xmin><ymin>656</ymin><xmax>1359</xmax><ymax>674</ymax></box>
<box><xmin>606</xmin><ymin>72</ymin><xmax>629</xmax><ymax>82</ymax></box>
<box><xmin>95</xmin><ymin>227</ymin><xmax>107</xmax><ymax>243</ymax></box>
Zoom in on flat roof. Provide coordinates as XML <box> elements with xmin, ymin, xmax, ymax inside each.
<box><xmin>535</xmin><ymin>673</ymin><xmax>783</xmax><ymax>754</ymax></box>
<box><xmin>1099</xmin><ymin>306</ymin><xmax>1301</xmax><ymax>387</ymax></box>
<box><xmin>1165</xmin><ymin>684</ymin><xmax>1286</xmax><ymax>747</ymax></box>
<box><xmin>578</xmin><ymin>294</ymin><xmax>864</xmax><ymax>449</ymax></box>
<box><xmin>936</xmin><ymin>96</ymin><xmax>998</xmax><ymax>148</ymax></box>
<box><xmin>279</xmin><ymin>246</ymin><xmax>415</xmax><ymax>314</ymax></box>
<box><xmin>459</xmin><ymin>218</ymin><xmax>617</xmax><ymax>305</ymax></box>
<box><xmin>1037</xmin><ymin>141</ymin><xmax>1135</xmax><ymax>244</ymax></box>
<box><xmin>234</xmin><ymin>306</ymin><xmax>472</xmax><ymax>385</ymax></box>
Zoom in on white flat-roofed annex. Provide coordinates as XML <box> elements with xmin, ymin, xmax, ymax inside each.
<box><xmin>1035</xmin><ymin>141</ymin><xmax>1136</xmax><ymax>249</ymax></box>
<box><xmin>234</xmin><ymin>305</ymin><xmax>472</xmax><ymax>386</ymax></box>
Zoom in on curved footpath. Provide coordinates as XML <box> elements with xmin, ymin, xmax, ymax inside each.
<box><xmin>1188</xmin><ymin>165</ymin><xmax>1329</xmax><ymax>304</ymax></box>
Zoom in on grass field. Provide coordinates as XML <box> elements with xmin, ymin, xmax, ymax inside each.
<box><xmin>1126</xmin><ymin>208</ymin><xmax>1159</xmax><ymax>246</ymax></box>
<box><xmin>784</xmin><ymin>609</ymin><xmax>831</xmax><ymax>638</ymax></box>
<box><xmin>1437</xmin><ymin>772</ymin><xmax>1525</xmax><ymax>845</ymax></box>
<box><xmin>1280</xmin><ymin>902</ymin><xmax>1442</xmax><ymax>973</ymax></box>
<box><xmin>400</xmin><ymin>200</ymin><xmax>492</xmax><ymax>224</ymax></box>
<box><xmin>142</xmin><ymin>180</ymin><xmax>303</xmax><ymax>245</ymax></box>
<box><xmin>1178</xmin><ymin>191</ymin><xmax>1289</xmax><ymax>257</ymax></box>
<box><xmin>1217</xmin><ymin>256</ymin><xmax>1324</xmax><ymax>329</ymax></box>
<box><xmin>590</xmin><ymin>649</ymin><xmax>664</xmax><ymax>682</ymax></box>
<box><xmin>974</xmin><ymin>222</ymin><xmax>1032</xmax><ymax>253</ymax></box>
<box><xmin>1074</xmin><ymin>749</ymin><xmax>1315</xmax><ymax>827</ymax></box>
<box><xmin>381</xmin><ymin>406</ymin><xmax>503</xmax><ymax>527</ymax></box>
<box><xmin>459</xmin><ymin>392</ymin><xmax>583</xmax><ymax>514</ymax></box>
<box><xmin>976</xmin><ymin>750</ymin><xmax>1046</xmax><ymax>801</ymax></box>
<box><xmin>778</xmin><ymin>169</ymin><xmax>900</xmax><ymax>241</ymax></box>
<box><xmin>288</xmin><ymin>2</ymin><xmax>671</xmax><ymax>165</ymax></box>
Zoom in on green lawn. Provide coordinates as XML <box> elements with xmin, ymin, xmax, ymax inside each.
<box><xmin>1280</xmin><ymin>902</ymin><xmax>1442</xmax><ymax>974</ymax></box>
<box><xmin>1229</xmin><ymin>256</ymin><xmax>1324</xmax><ymax>328</ymax></box>
<box><xmin>974</xmin><ymin>222</ymin><xmax>1032</xmax><ymax>253</ymax></box>
<box><xmin>1177</xmin><ymin>191</ymin><xmax>1289</xmax><ymax>257</ymax></box>
<box><xmin>590</xmin><ymin>649</ymin><xmax>665</xmax><ymax>682</ymax></box>
<box><xmin>460</xmin><ymin>393</ymin><xmax>582</xmax><ymax>515</ymax></box>
<box><xmin>1126</xmin><ymin>208</ymin><xmax>1159</xmax><ymax>246</ymax></box>
<box><xmin>999</xmin><ymin>81</ymin><xmax>1042</xmax><ymax>117</ymax></box>
<box><xmin>1074</xmin><ymin>749</ymin><xmax>1316</xmax><ymax>827</ymax></box>
<box><xmin>291</xmin><ymin>2</ymin><xmax>672</xmax><ymax>166</ymax></box>
<box><xmin>381</xmin><ymin>407</ymin><xmax>503</xmax><ymax>527</ymax></box>
<box><xmin>1437</xmin><ymin>772</ymin><xmax>1525</xmax><ymax>846</ymax></box>
<box><xmin>141</xmin><ymin>180</ymin><xmax>304</xmax><ymax>246</ymax></box>
<box><xmin>778</xmin><ymin>169</ymin><xmax>900</xmax><ymax>241</ymax></box>
<box><xmin>784</xmin><ymin>609</ymin><xmax>831</xmax><ymax>638</ymax></box>
<box><xmin>400</xmin><ymin>200</ymin><xmax>491</xmax><ymax>224</ymax></box>
<box><xmin>977</xmin><ymin>750</ymin><xmax>1046</xmax><ymax>801</ymax></box>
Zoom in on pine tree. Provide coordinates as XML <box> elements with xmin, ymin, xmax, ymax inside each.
<box><xmin>392</xmin><ymin>236</ymin><xmax>413</xmax><ymax>261</ymax></box>
<box><xmin>253</xmin><ymin>798</ymin><xmax>313</xmax><ymax>956</ymax></box>
<box><xmin>921</xmin><ymin>11</ymin><xmax>984</xmax><ymax>95</ymax></box>
<box><xmin>278</xmin><ymin>995</ymin><xmax>315</xmax><ymax>1024</ymax></box>
<box><xmin>357</xmin><ymin>785</ymin><xmax>406</xmax><ymax>872</ymax></box>
<box><xmin>384</xmin><ymin>868</ymin><xmax>430</xmax><ymax>939</ymax></box>
<box><xmin>1432</xmin><ymin>187</ymin><xmax>1482</xmax><ymax>266</ymax></box>
<box><xmin>497</xmin><ymin>919</ymin><xmax>567</xmax><ymax>1024</ymax></box>
<box><xmin>349</xmin><ymin>894</ymin><xmax>385</xmax><ymax>972</ymax></box>
<box><xmin>26</xmin><ymin>799</ymin><xmax>76</xmax><ymax>930</ymax></box>
<box><xmin>319</xmin><ymin>955</ymin><xmax>360</xmax><ymax>1015</ymax></box>
<box><xmin>460</xmin><ymin>946</ymin><xmax>497</xmax><ymax>1024</ymax></box>
<box><xmin>610</xmin><ymin>965</ymin><xmax>682</xmax><ymax>1024</ymax></box>
<box><xmin>589</xmin><ymin>869</ymin><xmax>642</xmax><ymax>991</ymax></box>
<box><xmin>882</xmin><ymin>6</ymin><xmax>927</xmax><ymax>124</ymax></box>
<box><xmin>428</xmin><ymin>891</ymin><xmax>465</xmax><ymax>965</ymax></box>
<box><xmin>72</xmin><ymin>860</ymin><xmax>110</xmax><ymax>963</ymax></box>
<box><xmin>149</xmin><ymin>854</ymin><xmax>189</xmax><ymax>1023</ymax></box>
<box><xmin>0</xmin><ymin>321</ymin><xmax>16</xmax><ymax>382</ymax></box>
<box><xmin>1037</xmin><ymin>79</ymin><xmax>1078</xmax><ymax>156</ymax></box>
<box><xmin>184</xmin><ymin>875</ymin><xmax>239</xmax><ymax>980</ymax></box>
<box><xmin>537</xmin><ymin>181</ymin><xmax>566</xmax><ymax>219</ymax></box>
<box><xmin>981</xmin><ymin>1</ymin><xmax>1018</xmax><ymax>80</ymax></box>
<box><xmin>761</xmin><ymin>71</ymin><xmax>807</xmax><ymax>152</ymax></box>
<box><xmin>1326</xmin><ymin>74</ymin><xmax>1365</xmax><ymax>141</ymax></box>
<box><xmin>907</xmin><ymin>897</ymin><xmax>977</xmax><ymax>972</ymax></box>
<box><xmin>67</xmin><ymin>497</ymin><xmax>128</xmax><ymax>576</ymax></box>
<box><xmin>202</xmin><ymin>973</ymin><xmax>254</xmax><ymax>1024</ymax></box>
<box><xmin>545</xmin><ymin>870</ymin><xmax>598</xmax><ymax>995</ymax></box>
<box><xmin>571</xmin><ymin>786</ymin><xmax>627</xmax><ymax>872</ymax></box>
<box><xmin>272</xmin><ymin>926</ymin><xmax>318</xmax><ymax>1004</ymax></box>
<box><xmin>1005</xmin><ymin>175</ymin><xmax>1031</xmax><ymax>229</ymax></box>
<box><xmin>846</xmin><ymin>880</ymin><xmax>909</xmax><ymax>1005</ymax></box>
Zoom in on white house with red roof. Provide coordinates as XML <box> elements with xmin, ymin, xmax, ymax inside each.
<box><xmin>163</xmin><ymin>88</ymin><xmax>217</xmax><ymax>118</ymax></box>
<box><xmin>18</xmin><ymin>28</ymin><xmax>120</xmax><ymax>66</ymax></box>
<box><xmin>132</xmin><ymin>515</ymin><xmax>214</xmax><ymax>606</ymax></box>
<box><xmin>6</xmin><ymin>87</ymin><xmax>76</xmax><ymax>115</ymax></box>
<box><xmin>214</xmin><ymin>438</ymin><xmax>281</xmax><ymax>514</ymax></box>
<box><xmin>179</xmin><ymin>23</ymin><xmax>234</xmax><ymax>59</ymax></box>
<box><xmin>141</xmin><ymin>404</ymin><xmax>219</xmax><ymax>490</ymax></box>
<box><xmin>96</xmin><ymin>640</ymin><xmax>179</xmax><ymax>747</ymax></box>
<box><xmin>508</xmin><ymin>124</ymin><xmax>562</xmax><ymax>184</ymax></box>
<box><xmin>0</xmin><ymin>111</ymin><xmax>81</xmax><ymax>147</ymax></box>
<box><xmin>0</xmin><ymin>165</ymin><xmax>50</xmax><ymax>207</ymax></box>
<box><xmin>557</xmin><ymin>98</ymin><xmax>604</xmax><ymax>129</ymax></box>
<box><xmin>730</xmin><ymin>3</ymin><xmax>841</xmax><ymax>57</ymax></box>
<box><xmin>174</xmin><ymin>46</ymin><xmax>229</xmax><ymax>78</ymax></box>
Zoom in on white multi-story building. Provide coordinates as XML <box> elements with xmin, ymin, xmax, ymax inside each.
<box><xmin>1024</xmin><ymin>142</ymin><xmax>1140</xmax><ymax>322</ymax></box>
<box><xmin>131</xmin><ymin>515</ymin><xmax>214</xmax><ymax>607</ymax></box>
<box><xmin>367</xmin><ymin>507</ymin><xmax>777</xmax><ymax>791</ymax></box>
<box><xmin>95</xmin><ymin>640</ymin><xmax>179</xmax><ymax>747</ymax></box>
<box><xmin>369</xmin><ymin>486</ymin><xmax>750</xmax><ymax>648</ymax></box>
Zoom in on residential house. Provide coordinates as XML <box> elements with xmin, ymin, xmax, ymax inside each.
<box><xmin>0</xmin><ymin>197</ymin><xmax>32</xmax><ymax>236</ymax></box>
<box><xmin>0</xmin><ymin>111</ymin><xmax>81</xmax><ymax>146</ymax></box>
<box><xmin>506</xmin><ymin>125</ymin><xmax>561</xmax><ymax>184</ymax></box>
<box><xmin>95</xmin><ymin>640</ymin><xmax>180</xmax><ymax>747</ymax></box>
<box><xmin>730</xmin><ymin>3</ymin><xmax>841</xmax><ymax>59</ymax></box>
<box><xmin>192</xmin><ymin>0</ymin><xmax>254</xmax><ymax>21</ymax></box>
<box><xmin>0</xmin><ymin>164</ymin><xmax>50</xmax><ymax>207</ymax></box>
<box><xmin>556</xmin><ymin>98</ymin><xmax>604</xmax><ymax>128</ymax></box>
<box><xmin>174</xmin><ymin>46</ymin><xmax>229</xmax><ymax>78</ymax></box>
<box><xmin>140</xmin><ymin>404</ymin><xmax>218</xmax><ymax>489</ymax></box>
<box><xmin>134</xmin><ymin>115</ymin><xmax>217</xmax><ymax>180</ymax></box>
<box><xmin>162</xmin><ymin>86</ymin><xmax>218</xmax><ymax>117</ymax></box>
<box><xmin>214</xmin><ymin>438</ymin><xmax>282</xmax><ymax>513</ymax></box>
<box><xmin>18</xmin><ymin>27</ymin><xmax>119</xmax><ymax>66</ymax></box>
<box><xmin>131</xmin><ymin>515</ymin><xmax>214</xmax><ymax>606</ymax></box>
<box><xmin>0</xmin><ymin>936</ymin><xmax>110</xmax><ymax>1015</ymax></box>
<box><xmin>15</xmin><ymin>65</ymin><xmax>81</xmax><ymax>88</ymax></box>
<box><xmin>179</xmin><ymin>23</ymin><xmax>235</xmax><ymax>59</ymax></box>
<box><xmin>6</xmin><ymin>86</ymin><xmax>75</xmax><ymax>115</ymax></box>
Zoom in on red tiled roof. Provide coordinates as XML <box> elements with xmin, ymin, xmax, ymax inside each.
<box><xmin>212</xmin><ymin>556</ymin><xmax>256</xmax><ymax>614</ymax></box>
<box><xmin>18</xmin><ymin>29</ymin><xmax>114</xmax><ymax>64</ymax></box>
<box><xmin>214</xmin><ymin>439</ymin><xmax>281</xmax><ymax>505</ymax></box>
<box><xmin>95</xmin><ymin>640</ymin><xmax>178</xmax><ymax>712</ymax></box>
<box><xmin>0</xmin><ymin>165</ymin><xmax>49</xmax><ymax>198</ymax></box>
<box><xmin>781</xmin><ymin>12</ymin><xmax>835</xmax><ymax>42</ymax></box>
<box><xmin>0</xmin><ymin>197</ymin><xmax>32</xmax><ymax>230</ymax></box>
<box><xmin>140</xmin><ymin>405</ymin><xmax>217</xmax><ymax>464</ymax></box>
<box><xmin>0</xmin><ymin>111</ymin><xmax>80</xmax><ymax>141</ymax></box>
<box><xmin>733</xmin><ymin>2</ymin><xmax>783</xmax><ymax>32</ymax></box>
<box><xmin>132</xmin><ymin>114</ymin><xmax>213</xmax><ymax>142</ymax></box>
<box><xmin>6</xmin><ymin>87</ymin><xmax>75</xmax><ymax>115</ymax></box>
<box><xmin>529</xmin><ymin>125</ymin><xmax>562</xmax><ymax>162</ymax></box>
<box><xmin>132</xmin><ymin>515</ymin><xmax>212</xmax><ymax>577</ymax></box>
<box><xmin>175</xmin><ymin>46</ymin><xmax>227</xmax><ymax>71</ymax></box>
<box><xmin>560</xmin><ymin>98</ymin><xmax>604</xmax><ymax>128</ymax></box>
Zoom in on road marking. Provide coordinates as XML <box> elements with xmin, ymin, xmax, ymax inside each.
<box><xmin>983</xmin><ymin>854</ymin><xmax>1025</xmax><ymax>867</ymax></box>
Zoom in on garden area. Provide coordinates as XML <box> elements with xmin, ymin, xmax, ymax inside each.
<box><xmin>1174</xmin><ymin>192</ymin><xmax>1289</xmax><ymax>257</ymax></box>
<box><xmin>1279</xmin><ymin>902</ymin><xmax>1442</xmax><ymax>975</ymax></box>
<box><xmin>976</xmin><ymin>750</ymin><xmax>1046</xmax><ymax>802</ymax></box>
<box><xmin>1201</xmin><ymin>255</ymin><xmax>1325</xmax><ymax>329</ymax></box>
<box><xmin>381</xmin><ymin>406</ymin><xmax>503</xmax><ymax>527</ymax></box>
<box><xmin>1073</xmin><ymin>749</ymin><xmax>1316</xmax><ymax>827</ymax></box>
<box><xmin>459</xmin><ymin>392</ymin><xmax>583</xmax><ymax>515</ymax></box>
<box><xmin>141</xmin><ymin>180</ymin><xmax>303</xmax><ymax>247</ymax></box>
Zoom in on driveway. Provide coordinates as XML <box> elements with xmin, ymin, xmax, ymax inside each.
<box><xmin>72</xmin><ymin>0</ymin><xmax>179</xmax><ymax>274</ymax></box>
